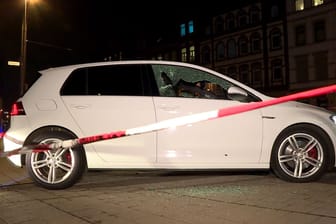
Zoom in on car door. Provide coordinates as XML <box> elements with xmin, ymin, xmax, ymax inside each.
<box><xmin>150</xmin><ymin>64</ymin><xmax>263</xmax><ymax>168</ymax></box>
<box><xmin>61</xmin><ymin>64</ymin><xmax>157</xmax><ymax>167</ymax></box>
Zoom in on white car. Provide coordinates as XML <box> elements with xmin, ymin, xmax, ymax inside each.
<box><xmin>3</xmin><ymin>60</ymin><xmax>336</xmax><ymax>189</ymax></box>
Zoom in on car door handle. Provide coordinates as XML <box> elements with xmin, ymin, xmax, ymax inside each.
<box><xmin>71</xmin><ymin>104</ymin><xmax>90</xmax><ymax>109</ymax></box>
<box><xmin>159</xmin><ymin>106</ymin><xmax>179</xmax><ymax>111</ymax></box>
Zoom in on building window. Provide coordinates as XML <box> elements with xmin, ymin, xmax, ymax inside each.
<box><xmin>171</xmin><ymin>51</ymin><xmax>177</xmax><ymax>61</ymax></box>
<box><xmin>215</xmin><ymin>16</ymin><xmax>224</xmax><ymax>34</ymax></box>
<box><xmin>295</xmin><ymin>0</ymin><xmax>304</xmax><ymax>11</ymax></box>
<box><xmin>225</xmin><ymin>13</ymin><xmax>235</xmax><ymax>31</ymax></box>
<box><xmin>189</xmin><ymin>46</ymin><xmax>195</xmax><ymax>62</ymax></box>
<box><xmin>238</xmin><ymin>36</ymin><xmax>249</xmax><ymax>56</ymax></box>
<box><xmin>271</xmin><ymin>5</ymin><xmax>279</xmax><ymax>18</ymax></box>
<box><xmin>314</xmin><ymin>20</ymin><xmax>326</xmax><ymax>42</ymax></box>
<box><xmin>295</xmin><ymin>55</ymin><xmax>308</xmax><ymax>83</ymax></box>
<box><xmin>295</xmin><ymin>25</ymin><xmax>306</xmax><ymax>46</ymax></box>
<box><xmin>251</xmin><ymin>62</ymin><xmax>262</xmax><ymax>87</ymax></box>
<box><xmin>250</xmin><ymin>6</ymin><xmax>260</xmax><ymax>25</ymax></box>
<box><xmin>313</xmin><ymin>0</ymin><xmax>324</xmax><ymax>6</ymax></box>
<box><xmin>314</xmin><ymin>51</ymin><xmax>328</xmax><ymax>80</ymax></box>
<box><xmin>188</xmin><ymin>20</ymin><xmax>194</xmax><ymax>34</ymax></box>
<box><xmin>238</xmin><ymin>10</ymin><xmax>248</xmax><ymax>28</ymax></box>
<box><xmin>227</xmin><ymin>39</ymin><xmax>237</xmax><ymax>58</ymax></box>
<box><xmin>270</xmin><ymin>28</ymin><xmax>282</xmax><ymax>50</ymax></box>
<box><xmin>164</xmin><ymin>52</ymin><xmax>170</xmax><ymax>60</ymax></box>
<box><xmin>239</xmin><ymin>64</ymin><xmax>250</xmax><ymax>85</ymax></box>
<box><xmin>216</xmin><ymin>42</ymin><xmax>225</xmax><ymax>61</ymax></box>
<box><xmin>271</xmin><ymin>59</ymin><xmax>283</xmax><ymax>83</ymax></box>
<box><xmin>201</xmin><ymin>46</ymin><xmax>211</xmax><ymax>65</ymax></box>
<box><xmin>181</xmin><ymin>48</ymin><xmax>187</xmax><ymax>62</ymax></box>
<box><xmin>227</xmin><ymin>66</ymin><xmax>237</xmax><ymax>79</ymax></box>
<box><xmin>250</xmin><ymin>32</ymin><xmax>261</xmax><ymax>53</ymax></box>
<box><xmin>180</xmin><ymin>24</ymin><xmax>186</xmax><ymax>37</ymax></box>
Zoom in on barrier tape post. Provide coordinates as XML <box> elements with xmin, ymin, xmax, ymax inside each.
<box><xmin>1</xmin><ymin>84</ymin><xmax>336</xmax><ymax>158</ymax></box>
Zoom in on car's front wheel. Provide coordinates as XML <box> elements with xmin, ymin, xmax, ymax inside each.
<box><xmin>271</xmin><ymin>124</ymin><xmax>333</xmax><ymax>182</ymax></box>
<box><xmin>25</xmin><ymin>128</ymin><xmax>87</xmax><ymax>189</ymax></box>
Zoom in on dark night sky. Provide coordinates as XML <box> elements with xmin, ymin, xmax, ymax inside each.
<box><xmin>0</xmin><ymin>0</ymin><xmax>253</xmax><ymax>109</ymax></box>
<box><xmin>0</xmin><ymin>0</ymin><xmax>251</xmax><ymax>65</ymax></box>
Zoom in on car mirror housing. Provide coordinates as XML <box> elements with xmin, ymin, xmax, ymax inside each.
<box><xmin>227</xmin><ymin>86</ymin><xmax>250</xmax><ymax>102</ymax></box>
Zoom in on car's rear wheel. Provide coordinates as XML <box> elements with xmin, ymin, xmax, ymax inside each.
<box><xmin>271</xmin><ymin>124</ymin><xmax>332</xmax><ymax>182</ymax></box>
<box><xmin>25</xmin><ymin>128</ymin><xmax>87</xmax><ymax>189</ymax></box>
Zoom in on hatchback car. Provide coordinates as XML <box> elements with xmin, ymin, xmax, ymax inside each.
<box><xmin>3</xmin><ymin>60</ymin><xmax>336</xmax><ymax>189</ymax></box>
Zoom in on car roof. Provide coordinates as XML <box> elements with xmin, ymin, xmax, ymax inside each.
<box><xmin>39</xmin><ymin>60</ymin><xmax>202</xmax><ymax>74</ymax></box>
<box><xmin>37</xmin><ymin>59</ymin><xmax>270</xmax><ymax>101</ymax></box>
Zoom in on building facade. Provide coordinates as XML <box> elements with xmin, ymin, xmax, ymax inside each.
<box><xmin>286</xmin><ymin>0</ymin><xmax>336</xmax><ymax>108</ymax></box>
<box><xmin>199</xmin><ymin>0</ymin><xmax>288</xmax><ymax>96</ymax></box>
<box><xmin>151</xmin><ymin>0</ymin><xmax>336</xmax><ymax>109</ymax></box>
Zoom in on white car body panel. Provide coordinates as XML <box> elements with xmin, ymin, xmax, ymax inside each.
<box><xmin>153</xmin><ymin>97</ymin><xmax>263</xmax><ymax>166</ymax></box>
<box><xmin>61</xmin><ymin>95</ymin><xmax>157</xmax><ymax>166</ymax></box>
<box><xmin>3</xmin><ymin>60</ymin><xmax>336</xmax><ymax>173</ymax></box>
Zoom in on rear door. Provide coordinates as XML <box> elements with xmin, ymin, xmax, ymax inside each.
<box><xmin>61</xmin><ymin>64</ymin><xmax>157</xmax><ymax>167</ymax></box>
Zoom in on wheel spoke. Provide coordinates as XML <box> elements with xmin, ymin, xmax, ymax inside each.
<box><xmin>32</xmin><ymin>158</ymin><xmax>48</xmax><ymax>169</ymax></box>
<box><xmin>293</xmin><ymin>160</ymin><xmax>303</xmax><ymax>178</ymax></box>
<box><xmin>48</xmin><ymin>166</ymin><xmax>56</xmax><ymax>183</ymax></box>
<box><xmin>55</xmin><ymin>148</ymin><xmax>68</xmax><ymax>159</ymax></box>
<box><xmin>57</xmin><ymin>161</ymin><xmax>72</xmax><ymax>172</ymax></box>
<box><xmin>303</xmin><ymin>139</ymin><xmax>318</xmax><ymax>153</ymax></box>
<box><xmin>288</xmin><ymin>136</ymin><xmax>299</xmax><ymax>151</ymax></box>
<box><xmin>279</xmin><ymin>154</ymin><xmax>295</xmax><ymax>163</ymax></box>
<box><xmin>305</xmin><ymin>156</ymin><xmax>321</xmax><ymax>168</ymax></box>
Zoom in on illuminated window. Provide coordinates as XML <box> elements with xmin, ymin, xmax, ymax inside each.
<box><xmin>295</xmin><ymin>0</ymin><xmax>304</xmax><ymax>11</ymax></box>
<box><xmin>181</xmin><ymin>48</ymin><xmax>187</xmax><ymax>62</ymax></box>
<box><xmin>188</xmin><ymin>20</ymin><xmax>194</xmax><ymax>34</ymax></box>
<box><xmin>180</xmin><ymin>24</ymin><xmax>186</xmax><ymax>37</ymax></box>
<box><xmin>313</xmin><ymin>0</ymin><xmax>323</xmax><ymax>6</ymax></box>
<box><xmin>189</xmin><ymin>46</ymin><xmax>195</xmax><ymax>62</ymax></box>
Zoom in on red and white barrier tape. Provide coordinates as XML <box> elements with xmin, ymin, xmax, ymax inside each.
<box><xmin>1</xmin><ymin>84</ymin><xmax>336</xmax><ymax>158</ymax></box>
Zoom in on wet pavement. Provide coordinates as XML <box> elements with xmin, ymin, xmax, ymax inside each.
<box><xmin>1</xmin><ymin>137</ymin><xmax>336</xmax><ymax>224</ymax></box>
<box><xmin>1</xmin><ymin>155</ymin><xmax>336</xmax><ymax>224</ymax></box>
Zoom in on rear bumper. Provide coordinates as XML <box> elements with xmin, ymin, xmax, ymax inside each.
<box><xmin>3</xmin><ymin>134</ymin><xmax>24</xmax><ymax>167</ymax></box>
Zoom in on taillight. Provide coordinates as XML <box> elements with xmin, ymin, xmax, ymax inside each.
<box><xmin>10</xmin><ymin>102</ymin><xmax>26</xmax><ymax>116</ymax></box>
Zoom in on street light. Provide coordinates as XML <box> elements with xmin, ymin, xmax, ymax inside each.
<box><xmin>19</xmin><ymin>0</ymin><xmax>28</xmax><ymax>95</ymax></box>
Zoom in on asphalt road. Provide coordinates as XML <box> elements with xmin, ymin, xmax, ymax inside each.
<box><xmin>1</xmin><ymin>156</ymin><xmax>336</xmax><ymax>224</ymax></box>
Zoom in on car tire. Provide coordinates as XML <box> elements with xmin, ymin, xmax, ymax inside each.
<box><xmin>271</xmin><ymin>124</ymin><xmax>332</xmax><ymax>182</ymax></box>
<box><xmin>25</xmin><ymin>127</ymin><xmax>87</xmax><ymax>189</ymax></box>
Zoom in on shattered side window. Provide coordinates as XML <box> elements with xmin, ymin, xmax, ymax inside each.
<box><xmin>151</xmin><ymin>64</ymin><xmax>233</xmax><ymax>99</ymax></box>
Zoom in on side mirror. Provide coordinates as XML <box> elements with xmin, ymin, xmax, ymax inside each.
<box><xmin>227</xmin><ymin>86</ymin><xmax>250</xmax><ymax>102</ymax></box>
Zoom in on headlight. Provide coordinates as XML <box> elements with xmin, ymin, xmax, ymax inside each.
<box><xmin>330</xmin><ymin>115</ymin><xmax>336</xmax><ymax>124</ymax></box>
